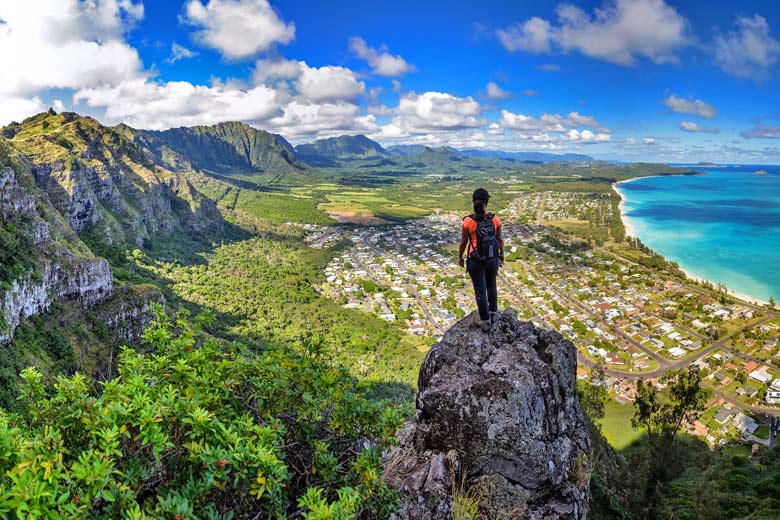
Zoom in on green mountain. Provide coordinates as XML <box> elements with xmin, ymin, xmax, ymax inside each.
<box><xmin>295</xmin><ymin>134</ymin><xmax>387</xmax><ymax>165</ymax></box>
<box><xmin>3</xmin><ymin>111</ymin><xmax>224</xmax><ymax>249</ymax></box>
<box><xmin>119</xmin><ymin>121</ymin><xmax>308</xmax><ymax>176</ymax></box>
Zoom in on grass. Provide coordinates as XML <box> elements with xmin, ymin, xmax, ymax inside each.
<box><xmin>600</xmin><ymin>399</ymin><xmax>642</xmax><ymax>450</ymax></box>
<box><xmin>755</xmin><ymin>425</ymin><xmax>770</xmax><ymax>440</ymax></box>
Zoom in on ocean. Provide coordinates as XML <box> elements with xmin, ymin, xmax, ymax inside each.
<box><xmin>616</xmin><ymin>165</ymin><xmax>780</xmax><ymax>303</ymax></box>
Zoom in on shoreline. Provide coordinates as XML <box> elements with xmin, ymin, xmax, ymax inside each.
<box><xmin>611</xmin><ymin>181</ymin><xmax>637</xmax><ymax>238</ymax></box>
<box><xmin>611</xmin><ymin>178</ymin><xmax>770</xmax><ymax>308</ymax></box>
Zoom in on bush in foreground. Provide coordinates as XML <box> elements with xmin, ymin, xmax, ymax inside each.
<box><xmin>0</xmin><ymin>309</ymin><xmax>405</xmax><ymax>519</ymax></box>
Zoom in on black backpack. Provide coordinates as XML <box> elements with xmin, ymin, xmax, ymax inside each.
<box><xmin>468</xmin><ymin>213</ymin><xmax>499</xmax><ymax>261</ymax></box>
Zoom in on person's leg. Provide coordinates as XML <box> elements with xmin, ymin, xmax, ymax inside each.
<box><xmin>485</xmin><ymin>260</ymin><xmax>498</xmax><ymax>315</ymax></box>
<box><xmin>467</xmin><ymin>260</ymin><xmax>489</xmax><ymax>321</ymax></box>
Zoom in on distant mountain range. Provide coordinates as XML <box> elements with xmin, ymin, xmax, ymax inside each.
<box><xmin>292</xmin><ymin>135</ymin><xmax>594</xmax><ymax>164</ymax></box>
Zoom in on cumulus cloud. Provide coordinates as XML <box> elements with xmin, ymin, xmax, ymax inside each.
<box><xmin>498</xmin><ymin>109</ymin><xmax>610</xmax><ymax>144</ymax></box>
<box><xmin>168</xmin><ymin>42</ymin><xmax>198</xmax><ymax>64</ymax></box>
<box><xmin>679</xmin><ymin>121</ymin><xmax>719</xmax><ymax>134</ymax></box>
<box><xmin>662</xmin><ymin>95</ymin><xmax>717</xmax><ymax>119</ymax></box>
<box><xmin>497</xmin><ymin>0</ymin><xmax>689</xmax><ymax>66</ymax></box>
<box><xmin>0</xmin><ymin>97</ymin><xmax>46</xmax><ymax>125</ymax></box>
<box><xmin>500</xmin><ymin>110</ymin><xmax>608</xmax><ymax>133</ymax></box>
<box><xmin>183</xmin><ymin>0</ymin><xmax>295</xmax><ymax>59</ymax></box>
<box><xmin>348</xmin><ymin>37</ymin><xmax>415</xmax><ymax>77</ymax></box>
<box><xmin>0</xmin><ymin>0</ymin><xmax>146</xmax><ymax>100</ymax></box>
<box><xmin>714</xmin><ymin>15</ymin><xmax>780</xmax><ymax>81</ymax></box>
<box><xmin>389</xmin><ymin>91</ymin><xmax>485</xmax><ymax>133</ymax></box>
<box><xmin>485</xmin><ymin>82</ymin><xmax>511</xmax><ymax>100</ymax></box>
<box><xmin>497</xmin><ymin>17</ymin><xmax>553</xmax><ymax>53</ymax></box>
<box><xmin>251</xmin><ymin>57</ymin><xmax>303</xmax><ymax>85</ymax></box>
<box><xmin>74</xmin><ymin>79</ymin><xmax>286</xmax><ymax>129</ymax></box>
<box><xmin>295</xmin><ymin>63</ymin><xmax>365</xmax><ymax>102</ymax></box>
<box><xmin>538</xmin><ymin>63</ymin><xmax>560</xmax><ymax>71</ymax></box>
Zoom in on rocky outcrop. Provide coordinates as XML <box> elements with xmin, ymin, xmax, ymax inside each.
<box><xmin>384</xmin><ymin>310</ymin><xmax>591</xmax><ymax>519</ymax></box>
<box><xmin>0</xmin><ymin>165</ymin><xmax>115</xmax><ymax>344</ymax></box>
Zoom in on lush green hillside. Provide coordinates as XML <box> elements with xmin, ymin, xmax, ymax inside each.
<box><xmin>295</xmin><ymin>135</ymin><xmax>387</xmax><ymax>164</ymax></box>
<box><xmin>120</xmin><ymin>121</ymin><xmax>308</xmax><ymax>179</ymax></box>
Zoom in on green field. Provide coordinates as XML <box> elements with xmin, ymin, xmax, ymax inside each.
<box><xmin>600</xmin><ymin>399</ymin><xmax>642</xmax><ymax>449</ymax></box>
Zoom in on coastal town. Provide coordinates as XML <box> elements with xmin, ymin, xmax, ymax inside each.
<box><xmin>313</xmin><ymin>188</ymin><xmax>780</xmax><ymax>447</ymax></box>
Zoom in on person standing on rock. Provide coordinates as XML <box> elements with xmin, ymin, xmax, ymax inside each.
<box><xmin>459</xmin><ymin>188</ymin><xmax>504</xmax><ymax>325</ymax></box>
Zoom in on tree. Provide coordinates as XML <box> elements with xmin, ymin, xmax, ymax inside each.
<box><xmin>770</xmin><ymin>296</ymin><xmax>776</xmax><ymax>309</ymax></box>
<box><xmin>631</xmin><ymin>366</ymin><xmax>711</xmax><ymax>518</ymax></box>
<box><xmin>578</xmin><ymin>364</ymin><xmax>608</xmax><ymax>426</ymax></box>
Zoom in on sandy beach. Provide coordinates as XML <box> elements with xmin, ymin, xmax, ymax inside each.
<box><xmin>679</xmin><ymin>268</ymin><xmax>769</xmax><ymax>306</ymax></box>
<box><xmin>612</xmin><ymin>179</ymin><xmax>770</xmax><ymax>308</ymax></box>
<box><xmin>611</xmin><ymin>181</ymin><xmax>637</xmax><ymax>238</ymax></box>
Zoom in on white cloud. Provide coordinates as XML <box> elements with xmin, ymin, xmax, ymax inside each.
<box><xmin>348</xmin><ymin>37</ymin><xmax>415</xmax><ymax>77</ymax></box>
<box><xmin>497</xmin><ymin>0</ymin><xmax>689</xmax><ymax>66</ymax></box>
<box><xmin>74</xmin><ymin>79</ymin><xmax>286</xmax><ymax>129</ymax></box>
<box><xmin>168</xmin><ymin>42</ymin><xmax>198</xmax><ymax>64</ymax></box>
<box><xmin>714</xmin><ymin>15</ymin><xmax>780</xmax><ymax>80</ymax></box>
<box><xmin>295</xmin><ymin>63</ymin><xmax>365</xmax><ymax>103</ymax></box>
<box><xmin>500</xmin><ymin>110</ymin><xmax>608</xmax><ymax>133</ymax></box>
<box><xmin>0</xmin><ymin>96</ymin><xmax>46</xmax><ymax>125</ymax></box>
<box><xmin>567</xmin><ymin>129</ymin><xmax>610</xmax><ymax>143</ymax></box>
<box><xmin>538</xmin><ymin>63</ymin><xmax>560</xmax><ymax>72</ymax></box>
<box><xmin>0</xmin><ymin>0</ymin><xmax>146</xmax><ymax>102</ymax></box>
<box><xmin>389</xmin><ymin>91</ymin><xmax>485</xmax><ymax>133</ymax></box>
<box><xmin>183</xmin><ymin>0</ymin><xmax>295</xmax><ymax>59</ymax></box>
<box><xmin>251</xmin><ymin>57</ymin><xmax>303</xmax><ymax>85</ymax></box>
<box><xmin>662</xmin><ymin>95</ymin><xmax>717</xmax><ymax>118</ymax></box>
<box><xmin>741</xmin><ymin>122</ymin><xmax>780</xmax><ymax>139</ymax></box>
<box><xmin>497</xmin><ymin>17</ymin><xmax>553</xmax><ymax>53</ymax></box>
<box><xmin>643</xmin><ymin>137</ymin><xmax>656</xmax><ymax>144</ymax></box>
<box><xmin>524</xmin><ymin>89</ymin><xmax>539</xmax><ymax>96</ymax></box>
<box><xmin>267</xmin><ymin>100</ymin><xmax>379</xmax><ymax>141</ymax></box>
<box><xmin>485</xmin><ymin>82</ymin><xmax>511</xmax><ymax>100</ymax></box>
<box><xmin>679</xmin><ymin>121</ymin><xmax>719</xmax><ymax>134</ymax></box>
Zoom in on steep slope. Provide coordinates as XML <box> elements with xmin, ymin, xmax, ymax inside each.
<box><xmin>295</xmin><ymin>134</ymin><xmax>387</xmax><ymax>164</ymax></box>
<box><xmin>3</xmin><ymin>111</ymin><xmax>223</xmax><ymax>248</ymax></box>
<box><xmin>0</xmin><ymin>138</ymin><xmax>113</xmax><ymax>344</ymax></box>
<box><xmin>384</xmin><ymin>310</ymin><xmax>591</xmax><ymax>519</ymax></box>
<box><xmin>121</xmin><ymin>121</ymin><xmax>307</xmax><ymax>176</ymax></box>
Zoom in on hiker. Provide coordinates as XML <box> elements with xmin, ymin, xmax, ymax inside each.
<box><xmin>459</xmin><ymin>188</ymin><xmax>504</xmax><ymax>324</ymax></box>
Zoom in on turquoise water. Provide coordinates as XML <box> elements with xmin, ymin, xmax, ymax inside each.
<box><xmin>618</xmin><ymin>167</ymin><xmax>780</xmax><ymax>302</ymax></box>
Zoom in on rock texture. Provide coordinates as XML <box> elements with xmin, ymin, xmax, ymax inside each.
<box><xmin>384</xmin><ymin>310</ymin><xmax>591</xmax><ymax>519</ymax></box>
<box><xmin>0</xmin><ymin>164</ymin><xmax>115</xmax><ymax>344</ymax></box>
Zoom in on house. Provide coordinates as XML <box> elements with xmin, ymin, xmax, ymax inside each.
<box><xmin>749</xmin><ymin>369</ymin><xmax>773</xmax><ymax>385</ymax></box>
<box><xmin>743</xmin><ymin>361</ymin><xmax>759</xmax><ymax>374</ymax></box>
<box><xmin>766</xmin><ymin>391</ymin><xmax>780</xmax><ymax>405</ymax></box>
<box><xmin>668</xmin><ymin>347</ymin><xmax>687</xmax><ymax>358</ymax></box>
<box><xmin>714</xmin><ymin>407</ymin><xmax>734</xmax><ymax>425</ymax></box>
<box><xmin>733</xmin><ymin>412</ymin><xmax>759</xmax><ymax>434</ymax></box>
<box><xmin>736</xmin><ymin>386</ymin><xmax>759</xmax><ymax>399</ymax></box>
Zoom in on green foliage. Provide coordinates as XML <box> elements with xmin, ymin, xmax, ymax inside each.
<box><xmin>0</xmin><ymin>309</ymin><xmax>405</xmax><ymax>518</ymax></box>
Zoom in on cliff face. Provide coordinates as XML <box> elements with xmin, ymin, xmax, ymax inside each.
<box><xmin>5</xmin><ymin>112</ymin><xmax>224</xmax><ymax>248</ymax></box>
<box><xmin>384</xmin><ymin>310</ymin><xmax>591</xmax><ymax>519</ymax></box>
<box><xmin>0</xmin><ymin>164</ymin><xmax>114</xmax><ymax>344</ymax></box>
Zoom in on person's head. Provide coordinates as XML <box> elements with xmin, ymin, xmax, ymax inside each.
<box><xmin>472</xmin><ymin>188</ymin><xmax>490</xmax><ymax>216</ymax></box>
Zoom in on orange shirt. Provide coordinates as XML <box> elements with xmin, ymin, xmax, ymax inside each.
<box><xmin>463</xmin><ymin>214</ymin><xmax>501</xmax><ymax>253</ymax></box>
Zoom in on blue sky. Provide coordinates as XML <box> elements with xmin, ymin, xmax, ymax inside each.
<box><xmin>2</xmin><ymin>1</ymin><xmax>780</xmax><ymax>163</ymax></box>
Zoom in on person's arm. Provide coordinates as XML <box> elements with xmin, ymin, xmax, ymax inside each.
<box><xmin>458</xmin><ymin>225</ymin><xmax>469</xmax><ymax>267</ymax></box>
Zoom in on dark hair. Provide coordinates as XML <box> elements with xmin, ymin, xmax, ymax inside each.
<box><xmin>473</xmin><ymin>198</ymin><xmax>487</xmax><ymax>217</ymax></box>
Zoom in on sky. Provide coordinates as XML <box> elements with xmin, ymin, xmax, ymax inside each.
<box><xmin>1</xmin><ymin>0</ymin><xmax>780</xmax><ymax>163</ymax></box>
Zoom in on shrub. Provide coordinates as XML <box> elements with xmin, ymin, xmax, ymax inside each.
<box><xmin>0</xmin><ymin>308</ymin><xmax>405</xmax><ymax>518</ymax></box>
